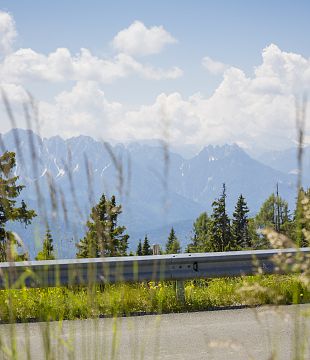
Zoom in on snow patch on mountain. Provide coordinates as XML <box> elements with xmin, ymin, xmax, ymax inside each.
<box><xmin>40</xmin><ymin>168</ymin><xmax>47</xmax><ymax>177</ymax></box>
<box><xmin>0</xmin><ymin>128</ymin><xmax>301</xmax><ymax>258</ymax></box>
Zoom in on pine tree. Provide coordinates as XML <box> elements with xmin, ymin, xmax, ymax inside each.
<box><xmin>186</xmin><ymin>212</ymin><xmax>211</xmax><ymax>252</ymax></box>
<box><xmin>36</xmin><ymin>227</ymin><xmax>55</xmax><ymax>260</ymax></box>
<box><xmin>76</xmin><ymin>194</ymin><xmax>129</xmax><ymax>258</ymax></box>
<box><xmin>165</xmin><ymin>227</ymin><xmax>181</xmax><ymax>254</ymax></box>
<box><xmin>292</xmin><ymin>187</ymin><xmax>310</xmax><ymax>247</ymax></box>
<box><xmin>136</xmin><ymin>239</ymin><xmax>142</xmax><ymax>256</ymax></box>
<box><xmin>231</xmin><ymin>195</ymin><xmax>250</xmax><ymax>249</ymax></box>
<box><xmin>208</xmin><ymin>184</ymin><xmax>232</xmax><ymax>252</ymax></box>
<box><xmin>0</xmin><ymin>152</ymin><xmax>36</xmax><ymax>262</ymax></box>
<box><xmin>294</xmin><ymin>188</ymin><xmax>304</xmax><ymax>247</ymax></box>
<box><xmin>142</xmin><ymin>235</ymin><xmax>152</xmax><ymax>255</ymax></box>
<box><xmin>108</xmin><ymin>195</ymin><xmax>129</xmax><ymax>256</ymax></box>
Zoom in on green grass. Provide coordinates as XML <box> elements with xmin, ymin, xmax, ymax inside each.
<box><xmin>0</xmin><ymin>275</ymin><xmax>309</xmax><ymax>323</ymax></box>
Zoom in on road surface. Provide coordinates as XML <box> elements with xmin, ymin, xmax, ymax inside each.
<box><xmin>0</xmin><ymin>305</ymin><xmax>309</xmax><ymax>359</ymax></box>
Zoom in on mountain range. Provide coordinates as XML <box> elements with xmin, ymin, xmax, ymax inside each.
<box><xmin>0</xmin><ymin>129</ymin><xmax>301</xmax><ymax>258</ymax></box>
<box><xmin>257</xmin><ymin>147</ymin><xmax>310</xmax><ymax>177</ymax></box>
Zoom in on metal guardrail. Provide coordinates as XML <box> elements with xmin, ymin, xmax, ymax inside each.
<box><xmin>0</xmin><ymin>248</ymin><xmax>309</xmax><ymax>289</ymax></box>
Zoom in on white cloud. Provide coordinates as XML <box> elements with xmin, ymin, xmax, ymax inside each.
<box><xmin>112</xmin><ymin>21</ymin><xmax>177</xmax><ymax>56</ymax></box>
<box><xmin>0</xmin><ymin>13</ymin><xmax>182</xmax><ymax>85</ymax></box>
<box><xmin>39</xmin><ymin>81</ymin><xmax>123</xmax><ymax>138</ymax></box>
<box><xmin>0</xmin><ymin>47</ymin><xmax>183</xmax><ymax>84</ymax></box>
<box><xmin>32</xmin><ymin>44</ymin><xmax>309</xmax><ymax>153</ymax></box>
<box><xmin>0</xmin><ymin>13</ymin><xmax>183</xmax><ymax>135</ymax></box>
<box><xmin>0</xmin><ymin>11</ymin><xmax>17</xmax><ymax>56</ymax></box>
<box><xmin>253</xmin><ymin>43</ymin><xmax>310</xmax><ymax>94</ymax></box>
<box><xmin>0</xmin><ymin>16</ymin><xmax>309</xmax><ymax>155</ymax></box>
<box><xmin>0</xmin><ymin>82</ymin><xmax>28</xmax><ymax>103</ymax></box>
<box><xmin>202</xmin><ymin>56</ymin><xmax>229</xmax><ymax>75</ymax></box>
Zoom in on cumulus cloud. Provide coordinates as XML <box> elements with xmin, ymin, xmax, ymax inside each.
<box><xmin>39</xmin><ymin>81</ymin><xmax>124</xmax><ymax>138</ymax></box>
<box><xmin>0</xmin><ymin>12</ymin><xmax>183</xmax><ymax>134</ymax></box>
<box><xmin>0</xmin><ymin>11</ymin><xmax>17</xmax><ymax>56</ymax></box>
<box><xmin>202</xmin><ymin>56</ymin><xmax>229</xmax><ymax>75</ymax></box>
<box><xmin>0</xmin><ymin>47</ymin><xmax>183</xmax><ymax>84</ymax></box>
<box><xmin>112</xmin><ymin>21</ymin><xmax>177</xmax><ymax>56</ymax></box>
<box><xmin>0</xmin><ymin>12</ymin><xmax>309</xmax><ymax>155</ymax></box>
<box><xmin>0</xmin><ymin>12</ymin><xmax>182</xmax><ymax>85</ymax></box>
<box><xmin>31</xmin><ymin>44</ymin><xmax>309</xmax><ymax>153</ymax></box>
<box><xmin>253</xmin><ymin>43</ymin><xmax>310</xmax><ymax>94</ymax></box>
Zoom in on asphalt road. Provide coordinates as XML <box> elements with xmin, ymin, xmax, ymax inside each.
<box><xmin>0</xmin><ymin>305</ymin><xmax>309</xmax><ymax>360</ymax></box>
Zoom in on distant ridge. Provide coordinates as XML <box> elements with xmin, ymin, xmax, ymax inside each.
<box><xmin>1</xmin><ymin>128</ymin><xmax>299</xmax><ymax>257</ymax></box>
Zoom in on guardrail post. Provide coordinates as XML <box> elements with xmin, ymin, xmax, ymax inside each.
<box><xmin>152</xmin><ymin>244</ymin><xmax>160</xmax><ymax>255</ymax></box>
<box><xmin>175</xmin><ymin>280</ymin><xmax>185</xmax><ymax>303</ymax></box>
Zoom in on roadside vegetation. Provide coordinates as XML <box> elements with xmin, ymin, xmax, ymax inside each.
<box><xmin>0</xmin><ymin>275</ymin><xmax>308</xmax><ymax>323</ymax></box>
<box><xmin>0</xmin><ymin>139</ymin><xmax>309</xmax><ymax>327</ymax></box>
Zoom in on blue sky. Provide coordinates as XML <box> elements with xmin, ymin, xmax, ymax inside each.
<box><xmin>0</xmin><ymin>0</ymin><xmax>309</xmax><ymax>154</ymax></box>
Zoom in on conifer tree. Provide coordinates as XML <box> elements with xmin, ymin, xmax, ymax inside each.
<box><xmin>292</xmin><ymin>188</ymin><xmax>310</xmax><ymax>247</ymax></box>
<box><xmin>36</xmin><ymin>227</ymin><xmax>55</xmax><ymax>260</ymax></box>
<box><xmin>254</xmin><ymin>190</ymin><xmax>292</xmax><ymax>248</ymax></box>
<box><xmin>0</xmin><ymin>152</ymin><xmax>36</xmax><ymax>261</ymax></box>
<box><xmin>231</xmin><ymin>194</ymin><xmax>250</xmax><ymax>249</ymax></box>
<box><xmin>165</xmin><ymin>227</ymin><xmax>181</xmax><ymax>254</ymax></box>
<box><xmin>76</xmin><ymin>194</ymin><xmax>129</xmax><ymax>258</ymax></box>
<box><xmin>186</xmin><ymin>212</ymin><xmax>211</xmax><ymax>252</ymax></box>
<box><xmin>208</xmin><ymin>184</ymin><xmax>232</xmax><ymax>252</ymax></box>
<box><xmin>294</xmin><ymin>188</ymin><xmax>304</xmax><ymax>247</ymax></box>
<box><xmin>142</xmin><ymin>235</ymin><xmax>152</xmax><ymax>255</ymax></box>
<box><xmin>136</xmin><ymin>239</ymin><xmax>142</xmax><ymax>256</ymax></box>
<box><xmin>256</xmin><ymin>193</ymin><xmax>291</xmax><ymax>233</ymax></box>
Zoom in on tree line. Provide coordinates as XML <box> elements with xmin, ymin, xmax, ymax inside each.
<box><xmin>135</xmin><ymin>182</ymin><xmax>308</xmax><ymax>256</ymax></box>
<box><xmin>186</xmin><ymin>183</ymin><xmax>300</xmax><ymax>253</ymax></box>
<box><xmin>0</xmin><ymin>151</ymin><xmax>308</xmax><ymax>262</ymax></box>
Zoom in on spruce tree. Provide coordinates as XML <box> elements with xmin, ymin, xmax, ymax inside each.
<box><xmin>231</xmin><ymin>195</ymin><xmax>250</xmax><ymax>249</ymax></box>
<box><xmin>0</xmin><ymin>152</ymin><xmax>36</xmax><ymax>261</ymax></box>
<box><xmin>142</xmin><ymin>235</ymin><xmax>152</xmax><ymax>255</ymax></box>
<box><xmin>76</xmin><ymin>194</ymin><xmax>129</xmax><ymax>258</ymax></box>
<box><xmin>165</xmin><ymin>227</ymin><xmax>181</xmax><ymax>254</ymax></box>
<box><xmin>186</xmin><ymin>212</ymin><xmax>211</xmax><ymax>252</ymax></box>
<box><xmin>108</xmin><ymin>195</ymin><xmax>129</xmax><ymax>256</ymax></box>
<box><xmin>36</xmin><ymin>227</ymin><xmax>55</xmax><ymax>260</ymax></box>
<box><xmin>136</xmin><ymin>239</ymin><xmax>142</xmax><ymax>256</ymax></box>
<box><xmin>208</xmin><ymin>184</ymin><xmax>232</xmax><ymax>252</ymax></box>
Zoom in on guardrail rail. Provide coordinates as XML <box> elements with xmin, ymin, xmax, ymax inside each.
<box><xmin>0</xmin><ymin>248</ymin><xmax>309</xmax><ymax>289</ymax></box>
